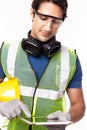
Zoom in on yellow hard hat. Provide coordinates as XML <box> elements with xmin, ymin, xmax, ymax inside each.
<box><xmin>0</xmin><ymin>78</ymin><xmax>20</xmax><ymax>102</ymax></box>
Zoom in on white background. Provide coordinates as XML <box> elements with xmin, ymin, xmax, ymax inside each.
<box><xmin>0</xmin><ymin>0</ymin><xmax>87</xmax><ymax>129</ymax></box>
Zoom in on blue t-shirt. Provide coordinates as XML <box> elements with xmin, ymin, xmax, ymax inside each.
<box><xmin>0</xmin><ymin>54</ymin><xmax>82</xmax><ymax>88</ymax></box>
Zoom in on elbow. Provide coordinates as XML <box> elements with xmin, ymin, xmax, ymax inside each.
<box><xmin>82</xmin><ymin>102</ymin><xmax>86</xmax><ymax>118</ymax></box>
<box><xmin>76</xmin><ymin>102</ymin><xmax>86</xmax><ymax>122</ymax></box>
<box><xmin>70</xmin><ymin>102</ymin><xmax>86</xmax><ymax>123</ymax></box>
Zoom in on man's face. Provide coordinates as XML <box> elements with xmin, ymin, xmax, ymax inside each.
<box><xmin>30</xmin><ymin>2</ymin><xmax>64</xmax><ymax>42</ymax></box>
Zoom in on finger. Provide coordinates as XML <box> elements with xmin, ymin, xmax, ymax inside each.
<box><xmin>18</xmin><ymin>101</ymin><xmax>31</xmax><ymax>118</ymax></box>
<box><xmin>47</xmin><ymin>119</ymin><xmax>57</xmax><ymax>122</ymax></box>
<box><xmin>6</xmin><ymin>113</ymin><xmax>13</xmax><ymax>120</ymax></box>
<box><xmin>11</xmin><ymin>111</ymin><xmax>17</xmax><ymax>118</ymax></box>
<box><xmin>14</xmin><ymin>107</ymin><xmax>22</xmax><ymax>117</ymax></box>
<box><xmin>47</xmin><ymin>111</ymin><xmax>62</xmax><ymax>119</ymax></box>
<box><xmin>47</xmin><ymin>114</ymin><xmax>55</xmax><ymax>119</ymax></box>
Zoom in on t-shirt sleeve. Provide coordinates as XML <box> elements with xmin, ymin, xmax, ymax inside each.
<box><xmin>0</xmin><ymin>65</ymin><xmax>5</xmax><ymax>78</ymax></box>
<box><xmin>67</xmin><ymin>57</ymin><xmax>82</xmax><ymax>88</ymax></box>
<box><xmin>0</xmin><ymin>44</ymin><xmax>5</xmax><ymax>78</ymax></box>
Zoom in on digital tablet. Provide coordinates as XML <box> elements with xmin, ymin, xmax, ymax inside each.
<box><xmin>19</xmin><ymin>117</ymin><xmax>72</xmax><ymax>126</ymax></box>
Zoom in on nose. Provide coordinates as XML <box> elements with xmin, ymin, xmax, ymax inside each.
<box><xmin>44</xmin><ymin>20</ymin><xmax>53</xmax><ymax>32</ymax></box>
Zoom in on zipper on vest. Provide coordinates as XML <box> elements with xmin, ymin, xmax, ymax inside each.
<box><xmin>27</xmin><ymin>54</ymin><xmax>51</xmax><ymax>122</ymax></box>
<box><xmin>30</xmin><ymin>59</ymin><xmax>51</xmax><ymax>122</ymax></box>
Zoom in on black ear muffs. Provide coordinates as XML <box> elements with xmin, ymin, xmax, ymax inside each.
<box><xmin>22</xmin><ymin>34</ymin><xmax>61</xmax><ymax>58</ymax></box>
<box><xmin>22</xmin><ymin>38</ymin><xmax>42</xmax><ymax>57</ymax></box>
<box><xmin>42</xmin><ymin>39</ymin><xmax>61</xmax><ymax>57</ymax></box>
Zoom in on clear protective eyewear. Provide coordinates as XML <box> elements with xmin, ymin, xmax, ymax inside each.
<box><xmin>34</xmin><ymin>10</ymin><xmax>64</xmax><ymax>27</ymax></box>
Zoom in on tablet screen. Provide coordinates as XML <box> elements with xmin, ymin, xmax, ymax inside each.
<box><xmin>19</xmin><ymin>117</ymin><xmax>72</xmax><ymax>126</ymax></box>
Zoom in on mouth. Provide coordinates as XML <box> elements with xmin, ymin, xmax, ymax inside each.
<box><xmin>41</xmin><ymin>31</ymin><xmax>51</xmax><ymax>38</ymax></box>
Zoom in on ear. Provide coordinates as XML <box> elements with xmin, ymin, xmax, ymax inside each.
<box><xmin>30</xmin><ymin>8</ymin><xmax>35</xmax><ymax>20</ymax></box>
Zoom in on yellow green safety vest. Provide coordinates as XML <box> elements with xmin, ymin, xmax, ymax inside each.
<box><xmin>1</xmin><ymin>41</ymin><xmax>77</xmax><ymax>130</ymax></box>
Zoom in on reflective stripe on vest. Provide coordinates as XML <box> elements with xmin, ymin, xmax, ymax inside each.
<box><xmin>59</xmin><ymin>46</ymin><xmax>69</xmax><ymax>90</ymax></box>
<box><xmin>20</xmin><ymin>86</ymin><xmax>65</xmax><ymax>100</ymax></box>
<box><xmin>7</xmin><ymin>42</ymin><xmax>19</xmax><ymax>77</ymax></box>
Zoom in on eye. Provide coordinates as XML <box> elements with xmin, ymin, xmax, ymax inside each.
<box><xmin>53</xmin><ymin>19</ymin><xmax>63</xmax><ymax>25</ymax></box>
<box><xmin>39</xmin><ymin>14</ymin><xmax>48</xmax><ymax>21</ymax></box>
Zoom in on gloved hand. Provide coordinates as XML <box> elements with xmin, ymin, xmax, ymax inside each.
<box><xmin>47</xmin><ymin>110</ymin><xmax>71</xmax><ymax>122</ymax></box>
<box><xmin>0</xmin><ymin>99</ymin><xmax>31</xmax><ymax>120</ymax></box>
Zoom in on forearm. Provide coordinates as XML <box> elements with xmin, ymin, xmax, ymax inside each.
<box><xmin>68</xmin><ymin>100</ymin><xmax>85</xmax><ymax>122</ymax></box>
<box><xmin>67</xmin><ymin>88</ymin><xmax>86</xmax><ymax>122</ymax></box>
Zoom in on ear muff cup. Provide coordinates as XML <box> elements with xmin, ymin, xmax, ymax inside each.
<box><xmin>42</xmin><ymin>40</ymin><xmax>61</xmax><ymax>57</ymax></box>
<box><xmin>22</xmin><ymin>38</ymin><xmax>42</xmax><ymax>56</ymax></box>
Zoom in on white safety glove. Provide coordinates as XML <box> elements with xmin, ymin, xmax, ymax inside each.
<box><xmin>0</xmin><ymin>99</ymin><xmax>31</xmax><ymax>120</ymax></box>
<box><xmin>47</xmin><ymin>110</ymin><xmax>71</xmax><ymax>122</ymax></box>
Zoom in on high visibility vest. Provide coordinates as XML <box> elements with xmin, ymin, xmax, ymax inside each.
<box><xmin>1</xmin><ymin>41</ymin><xmax>77</xmax><ymax>130</ymax></box>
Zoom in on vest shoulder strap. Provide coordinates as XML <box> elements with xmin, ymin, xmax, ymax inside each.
<box><xmin>1</xmin><ymin>41</ymin><xmax>20</xmax><ymax>78</ymax></box>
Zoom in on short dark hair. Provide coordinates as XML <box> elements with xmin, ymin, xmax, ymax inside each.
<box><xmin>31</xmin><ymin>0</ymin><xmax>68</xmax><ymax>20</ymax></box>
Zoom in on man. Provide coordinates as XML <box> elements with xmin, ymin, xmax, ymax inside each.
<box><xmin>0</xmin><ymin>0</ymin><xmax>85</xmax><ymax>130</ymax></box>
